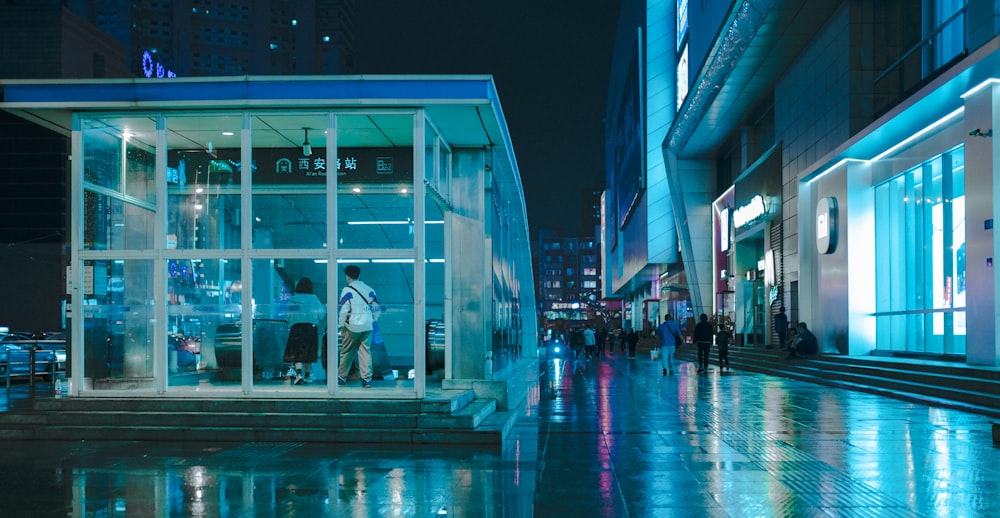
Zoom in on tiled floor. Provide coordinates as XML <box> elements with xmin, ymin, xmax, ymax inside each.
<box><xmin>0</xmin><ymin>350</ymin><xmax>997</xmax><ymax>517</ymax></box>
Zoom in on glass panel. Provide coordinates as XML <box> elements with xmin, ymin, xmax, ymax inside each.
<box><xmin>425</xmin><ymin>118</ymin><xmax>437</xmax><ymax>185</ymax></box>
<box><xmin>252</xmin><ymin>259</ymin><xmax>328</xmax><ymax>387</ymax></box>
<box><xmin>166</xmin><ymin>259</ymin><xmax>242</xmax><ymax>389</ymax></box>
<box><xmin>337</xmin><ymin>113</ymin><xmax>414</xmax><ymax>249</ymax></box>
<box><xmin>335</xmin><ymin>261</ymin><xmax>415</xmax><ymax>388</ymax></box>
<box><xmin>166</xmin><ymin>115</ymin><xmax>243</xmax><ymax>250</ymax></box>
<box><xmin>82</xmin><ymin>116</ymin><xmax>156</xmax><ymax>250</ymax></box>
<box><xmin>425</xmin><ymin>196</ymin><xmax>446</xmax><ymax>382</ymax></box>
<box><xmin>81</xmin><ymin>259</ymin><xmax>155</xmax><ymax>391</ymax></box>
<box><xmin>874</xmin><ymin>146</ymin><xmax>965</xmax><ymax>356</ymax></box>
<box><xmin>252</xmin><ymin>114</ymin><xmax>329</xmax><ymax>250</ymax></box>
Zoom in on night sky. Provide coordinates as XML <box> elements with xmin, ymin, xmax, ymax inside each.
<box><xmin>353</xmin><ymin>1</ymin><xmax>622</xmax><ymax>237</ymax></box>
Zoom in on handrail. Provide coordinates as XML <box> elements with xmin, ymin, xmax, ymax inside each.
<box><xmin>1</xmin><ymin>340</ymin><xmax>64</xmax><ymax>389</ymax></box>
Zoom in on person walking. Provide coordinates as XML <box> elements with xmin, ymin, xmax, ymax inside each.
<box><xmin>337</xmin><ymin>265</ymin><xmax>381</xmax><ymax>388</ymax></box>
<box><xmin>626</xmin><ymin>328</ymin><xmax>639</xmax><ymax>359</ymax></box>
<box><xmin>715</xmin><ymin>322</ymin><xmax>732</xmax><ymax>370</ymax></box>
<box><xmin>774</xmin><ymin>306</ymin><xmax>789</xmax><ymax>349</ymax></box>
<box><xmin>693</xmin><ymin>313</ymin><xmax>714</xmax><ymax>373</ymax></box>
<box><xmin>656</xmin><ymin>314</ymin><xmax>683</xmax><ymax>375</ymax></box>
<box><xmin>282</xmin><ymin>277</ymin><xmax>326</xmax><ymax>385</ymax></box>
<box><xmin>583</xmin><ymin>325</ymin><xmax>596</xmax><ymax>359</ymax></box>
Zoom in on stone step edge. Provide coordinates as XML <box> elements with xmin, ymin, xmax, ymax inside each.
<box><xmin>675</xmin><ymin>352</ymin><xmax>1000</xmax><ymax>418</ymax></box>
<box><xmin>709</xmin><ymin>359</ymin><xmax>1000</xmax><ymax>419</ymax></box>
<box><xmin>0</xmin><ymin>425</ymin><xmax>509</xmax><ymax>446</ymax></box>
<box><xmin>718</xmin><ymin>355</ymin><xmax>1000</xmax><ymax>399</ymax></box>
<box><xmin>0</xmin><ymin>399</ymin><xmax>498</xmax><ymax>429</ymax></box>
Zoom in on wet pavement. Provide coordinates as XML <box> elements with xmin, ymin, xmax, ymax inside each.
<box><xmin>0</xmin><ymin>350</ymin><xmax>998</xmax><ymax>517</ymax></box>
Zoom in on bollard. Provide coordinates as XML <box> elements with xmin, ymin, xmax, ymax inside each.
<box><xmin>28</xmin><ymin>346</ymin><xmax>36</xmax><ymax>390</ymax></box>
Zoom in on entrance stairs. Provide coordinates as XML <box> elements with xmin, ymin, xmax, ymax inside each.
<box><xmin>676</xmin><ymin>346</ymin><xmax>1000</xmax><ymax>421</ymax></box>
<box><xmin>0</xmin><ymin>388</ymin><xmax>517</xmax><ymax>447</ymax></box>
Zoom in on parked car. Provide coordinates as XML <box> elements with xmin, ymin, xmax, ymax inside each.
<box><xmin>0</xmin><ymin>338</ymin><xmax>64</xmax><ymax>382</ymax></box>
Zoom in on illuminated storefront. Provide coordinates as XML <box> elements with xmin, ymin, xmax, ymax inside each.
<box><xmin>0</xmin><ymin>76</ymin><xmax>538</xmax><ymax>399</ymax></box>
<box><xmin>800</xmin><ymin>66</ymin><xmax>999</xmax><ymax>365</ymax></box>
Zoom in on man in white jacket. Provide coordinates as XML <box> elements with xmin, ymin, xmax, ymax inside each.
<box><xmin>337</xmin><ymin>265</ymin><xmax>381</xmax><ymax>388</ymax></box>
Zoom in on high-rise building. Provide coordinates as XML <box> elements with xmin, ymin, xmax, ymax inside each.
<box><xmin>64</xmin><ymin>0</ymin><xmax>356</xmax><ymax>77</ymax></box>
<box><xmin>0</xmin><ymin>0</ymin><xmax>357</xmax><ymax>331</ymax></box>
<box><xmin>0</xmin><ymin>2</ymin><xmax>131</xmax><ymax>331</ymax></box>
<box><xmin>534</xmin><ymin>228</ymin><xmax>605</xmax><ymax>330</ymax></box>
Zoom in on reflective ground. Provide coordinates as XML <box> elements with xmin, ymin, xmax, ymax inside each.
<box><xmin>1</xmin><ymin>349</ymin><xmax>998</xmax><ymax>517</ymax></box>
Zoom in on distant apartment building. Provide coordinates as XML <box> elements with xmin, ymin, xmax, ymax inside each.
<box><xmin>534</xmin><ymin>228</ymin><xmax>604</xmax><ymax>327</ymax></box>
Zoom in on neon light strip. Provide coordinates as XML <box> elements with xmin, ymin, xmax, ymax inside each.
<box><xmin>871</xmin><ymin>107</ymin><xmax>964</xmax><ymax>162</ymax></box>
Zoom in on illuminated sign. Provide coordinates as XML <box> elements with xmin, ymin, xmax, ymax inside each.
<box><xmin>677</xmin><ymin>44</ymin><xmax>689</xmax><ymax>111</ymax></box>
<box><xmin>719</xmin><ymin>207</ymin><xmax>730</xmax><ymax>252</ymax></box>
<box><xmin>733</xmin><ymin>194</ymin><xmax>767</xmax><ymax>229</ymax></box>
<box><xmin>677</xmin><ymin>0</ymin><xmax>689</xmax><ymax>50</ymax></box>
<box><xmin>141</xmin><ymin>50</ymin><xmax>176</xmax><ymax>78</ymax></box>
<box><xmin>816</xmin><ymin>196</ymin><xmax>838</xmax><ymax>254</ymax></box>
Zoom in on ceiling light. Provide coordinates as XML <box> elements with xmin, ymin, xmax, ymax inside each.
<box><xmin>302</xmin><ymin>128</ymin><xmax>312</xmax><ymax>156</ymax></box>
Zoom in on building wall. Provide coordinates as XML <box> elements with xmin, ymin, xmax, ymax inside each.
<box><xmin>646</xmin><ymin>0</ymin><xmax>678</xmax><ymax>266</ymax></box>
<box><xmin>451</xmin><ymin>148</ymin><xmax>488</xmax><ymax>380</ymax></box>
<box><xmin>775</xmin><ymin>4</ymin><xmax>852</xmax><ymax>321</ymax></box>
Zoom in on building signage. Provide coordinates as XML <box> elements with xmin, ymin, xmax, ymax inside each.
<box><xmin>170</xmin><ymin>147</ymin><xmax>413</xmax><ymax>186</ymax></box>
<box><xmin>677</xmin><ymin>0</ymin><xmax>689</xmax><ymax>50</ymax></box>
<box><xmin>733</xmin><ymin>194</ymin><xmax>767</xmax><ymax>229</ymax></box>
<box><xmin>816</xmin><ymin>196</ymin><xmax>838</xmax><ymax>254</ymax></box>
<box><xmin>677</xmin><ymin>44</ymin><xmax>689</xmax><ymax>111</ymax></box>
<box><xmin>719</xmin><ymin>207</ymin><xmax>730</xmax><ymax>252</ymax></box>
<box><xmin>141</xmin><ymin>50</ymin><xmax>176</xmax><ymax>78</ymax></box>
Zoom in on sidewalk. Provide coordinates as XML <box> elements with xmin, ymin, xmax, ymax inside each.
<box><xmin>1</xmin><ymin>350</ymin><xmax>997</xmax><ymax>516</ymax></box>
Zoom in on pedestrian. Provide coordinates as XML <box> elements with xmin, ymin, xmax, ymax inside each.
<box><xmin>337</xmin><ymin>265</ymin><xmax>381</xmax><ymax>388</ymax></box>
<box><xmin>282</xmin><ymin>277</ymin><xmax>326</xmax><ymax>385</ymax></box>
<box><xmin>626</xmin><ymin>328</ymin><xmax>639</xmax><ymax>359</ymax></box>
<box><xmin>716</xmin><ymin>322</ymin><xmax>732</xmax><ymax>370</ymax></box>
<box><xmin>656</xmin><ymin>314</ymin><xmax>683</xmax><ymax>375</ymax></box>
<box><xmin>596</xmin><ymin>327</ymin><xmax>607</xmax><ymax>355</ymax></box>
<box><xmin>693</xmin><ymin>313</ymin><xmax>714</xmax><ymax>372</ymax></box>
<box><xmin>583</xmin><ymin>325</ymin><xmax>596</xmax><ymax>359</ymax></box>
<box><xmin>786</xmin><ymin>321</ymin><xmax>818</xmax><ymax>359</ymax></box>
<box><xmin>570</xmin><ymin>328</ymin><xmax>584</xmax><ymax>359</ymax></box>
<box><xmin>774</xmin><ymin>306</ymin><xmax>789</xmax><ymax>349</ymax></box>
<box><xmin>617</xmin><ymin>328</ymin><xmax>626</xmax><ymax>353</ymax></box>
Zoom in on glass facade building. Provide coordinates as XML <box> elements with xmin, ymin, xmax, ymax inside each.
<box><xmin>0</xmin><ymin>76</ymin><xmax>538</xmax><ymax>400</ymax></box>
<box><xmin>607</xmin><ymin>0</ymin><xmax>1000</xmax><ymax>367</ymax></box>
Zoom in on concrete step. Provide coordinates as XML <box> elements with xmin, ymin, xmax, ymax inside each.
<box><xmin>677</xmin><ymin>347</ymin><xmax>1000</xmax><ymax>419</ymax></box>
<box><xmin>0</xmin><ymin>389</ymin><xmax>511</xmax><ymax>446</ymax></box>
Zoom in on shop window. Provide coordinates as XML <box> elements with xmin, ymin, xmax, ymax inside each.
<box><xmin>874</xmin><ymin>146</ymin><xmax>965</xmax><ymax>355</ymax></box>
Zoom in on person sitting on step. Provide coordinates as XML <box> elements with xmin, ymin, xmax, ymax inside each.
<box><xmin>786</xmin><ymin>321</ymin><xmax>818</xmax><ymax>359</ymax></box>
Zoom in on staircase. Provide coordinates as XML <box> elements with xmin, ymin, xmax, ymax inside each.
<box><xmin>0</xmin><ymin>388</ymin><xmax>518</xmax><ymax>447</ymax></box>
<box><xmin>676</xmin><ymin>346</ymin><xmax>1000</xmax><ymax>421</ymax></box>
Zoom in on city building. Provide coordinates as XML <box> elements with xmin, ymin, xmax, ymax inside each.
<box><xmin>0</xmin><ymin>75</ymin><xmax>538</xmax><ymax>409</ymax></box>
<box><xmin>0</xmin><ymin>0</ymin><xmax>356</xmax><ymax>332</ymax></box>
<box><xmin>606</xmin><ymin>0</ymin><xmax>1000</xmax><ymax>366</ymax></box>
<box><xmin>63</xmin><ymin>0</ymin><xmax>355</xmax><ymax>77</ymax></box>
<box><xmin>0</xmin><ymin>2</ymin><xmax>132</xmax><ymax>331</ymax></box>
<box><xmin>534</xmin><ymin>228</ymin><xmax>608</xmax><ymax>334</ymax></box>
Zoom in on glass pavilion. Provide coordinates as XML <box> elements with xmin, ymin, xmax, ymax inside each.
<box><xmin>0</xmin><ymin>76</ymin><xmax>537</xmax><ymax>400</ymax></box>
